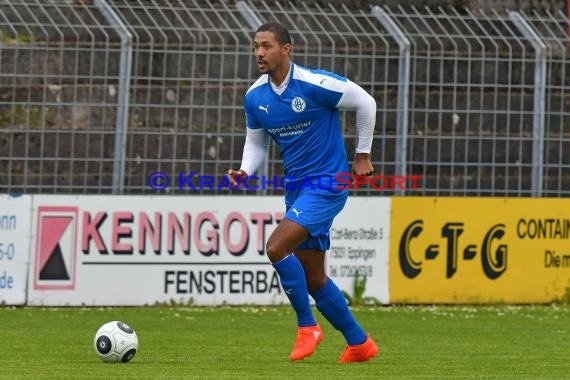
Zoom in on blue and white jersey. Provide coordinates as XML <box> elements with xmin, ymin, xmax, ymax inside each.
<box><xmin>244</xmin><ymin>63</ymin><xmax>350</xmax><ymax>185</ymax></box>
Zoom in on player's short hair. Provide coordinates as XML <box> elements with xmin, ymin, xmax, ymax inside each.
<box><xmin>255</xmin><ymin>22</ymin><xmax>292</xmax><ymax>45</ymax></box>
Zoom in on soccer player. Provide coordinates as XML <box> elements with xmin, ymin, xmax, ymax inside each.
<box><xmin>227</xmin><ymin>22</ymin><xmax>378</xmax><ymax>363</ymax></box>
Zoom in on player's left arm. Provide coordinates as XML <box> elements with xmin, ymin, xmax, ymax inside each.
<box><xmin>336</xmin><ymin>80</ymin><xmax>376</xmax><ymax>176</ymax></box>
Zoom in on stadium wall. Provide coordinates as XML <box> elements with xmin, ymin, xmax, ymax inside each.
<box><xmin>2</xmin><ymin>194</ymin><xmax>569</xmax><ymax>306</ymax></box>
<box><xmin>1</xmin><ymin>1</ymin><xmax>569</xmax><ymax>197</ymax></box>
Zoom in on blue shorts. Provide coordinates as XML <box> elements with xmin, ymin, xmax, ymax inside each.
<box><xmin>284</xmin><ymin>186</ymin><xmax>348</xmax><ymax>251</ymax></box>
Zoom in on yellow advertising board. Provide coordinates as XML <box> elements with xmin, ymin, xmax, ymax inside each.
<box><xmin>390</xmin><ymin>197</ymin><xmax>570</xmax><ymax>303</ymax></box>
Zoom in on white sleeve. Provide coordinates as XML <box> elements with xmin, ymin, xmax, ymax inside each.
<box><xmin>336</xmin><ymin>80</ymin><xmax>376</xmax><ymax>153</ymax></box>
<box><xmin>239</xmin><ymin>127</ymin><xmax>269</xmax><ymax>175</ymax></box>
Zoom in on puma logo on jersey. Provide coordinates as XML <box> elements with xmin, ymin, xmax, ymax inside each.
<box><xmin>292</xmin><ymin>208</ymin><xmax>303</xmax><ymax>218</ymax></box>
<box><xmin>259</xmin><ymin>104</ymin><xmax>269</xmax><ymax>114</ymax></box>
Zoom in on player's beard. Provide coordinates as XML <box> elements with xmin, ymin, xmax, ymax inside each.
<box><xmin>258</xmin><ymin>60</ymin><xmax>270</xmax><ymax>74</ymax></box>
<box><xmin>259</xmin><ymin>56</ymin><xmax>285</xmax><ymax>75</ymax></box>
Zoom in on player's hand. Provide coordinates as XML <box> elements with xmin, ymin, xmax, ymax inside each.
<box><xmin>352</xmin><ymin>153</ymin><xmax>374</xmax><ymax>176</ymax></box>
<box><xmin>226</xmin><ymin>169</ymin><xmax>247</xmax><ymax>189</ymax></box>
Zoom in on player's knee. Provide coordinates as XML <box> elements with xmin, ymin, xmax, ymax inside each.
<box><xmin>305</xmin><ymin>273</ymin><xmax>327</xmax><ymax>293</ymax></box>
<box><xmin>266</xmin><ymin>240</ymin><xmax>287</xmax><ymax>263</ymax></box>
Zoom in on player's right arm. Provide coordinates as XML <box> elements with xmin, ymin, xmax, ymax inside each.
<box><xmin>227</xmin><ymin>127</ymin><xmax>269</xmax><ymax>187</ymax></box>
<box><xmin>227</xmin><ymin>92</ymin><xmax>269</xmax><ymax>188</ymax></box>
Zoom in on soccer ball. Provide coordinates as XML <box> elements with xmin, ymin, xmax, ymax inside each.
<box><xmin>93</xmin><ymin>321</ymin><xmax>138</xmax><ymax>363</ymax></box>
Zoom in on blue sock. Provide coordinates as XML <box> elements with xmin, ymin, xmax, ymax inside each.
<box><xmin>272</xmin><ymin>254</ymin><xmax>316</xmax><ymax>327</ymax></box>
<box><xmin>310</xmin><ymin>278</ymin><xmax>367</xmax><ymax>345</ymax></box>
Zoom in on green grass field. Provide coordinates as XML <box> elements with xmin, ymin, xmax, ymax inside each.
<box><xmin>0</xmin><ymin>304</ymin><xmax>568</xmax><ymax>379</ymax></box>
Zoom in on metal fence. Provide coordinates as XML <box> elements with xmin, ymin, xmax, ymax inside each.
<box><xmin>0</xmin><ymin>0</ymin><xmax>568</xmax><ymax>196</ymax></box>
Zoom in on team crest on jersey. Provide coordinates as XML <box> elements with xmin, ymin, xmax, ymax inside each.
<box><xmin>291</xmin><ymin>97</ymin><xmax>306</xmax><ymax>113</ymax></box>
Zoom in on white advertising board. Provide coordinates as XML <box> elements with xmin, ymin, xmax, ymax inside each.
<box><xmin>27</xmin><ymin>195</ymin><xmax>287</xmax><ymax>306</ymax></box>
<box><xmin>27</xmin><ymin>195</ymin><xmax>390</xmax><ymax>306</ymax></box>
<box><xmin>327</xmin><ymin>197</ymin><xmax>390</xmax><ymax>304</ymax></box>
<box><xmin>0</xmin><ymin>194</ymin><xmax>32</xmax><ymax>305</ymax></box>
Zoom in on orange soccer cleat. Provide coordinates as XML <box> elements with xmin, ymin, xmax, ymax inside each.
<box><xmin>338</xmin><ymin>334</ymin><xmax>378</xmax><ymax>363</ymax></box>
<box><xmin>289</xmin><ymin>324</ymin><xmax>324</xmax><ymax>361</ymax></box>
